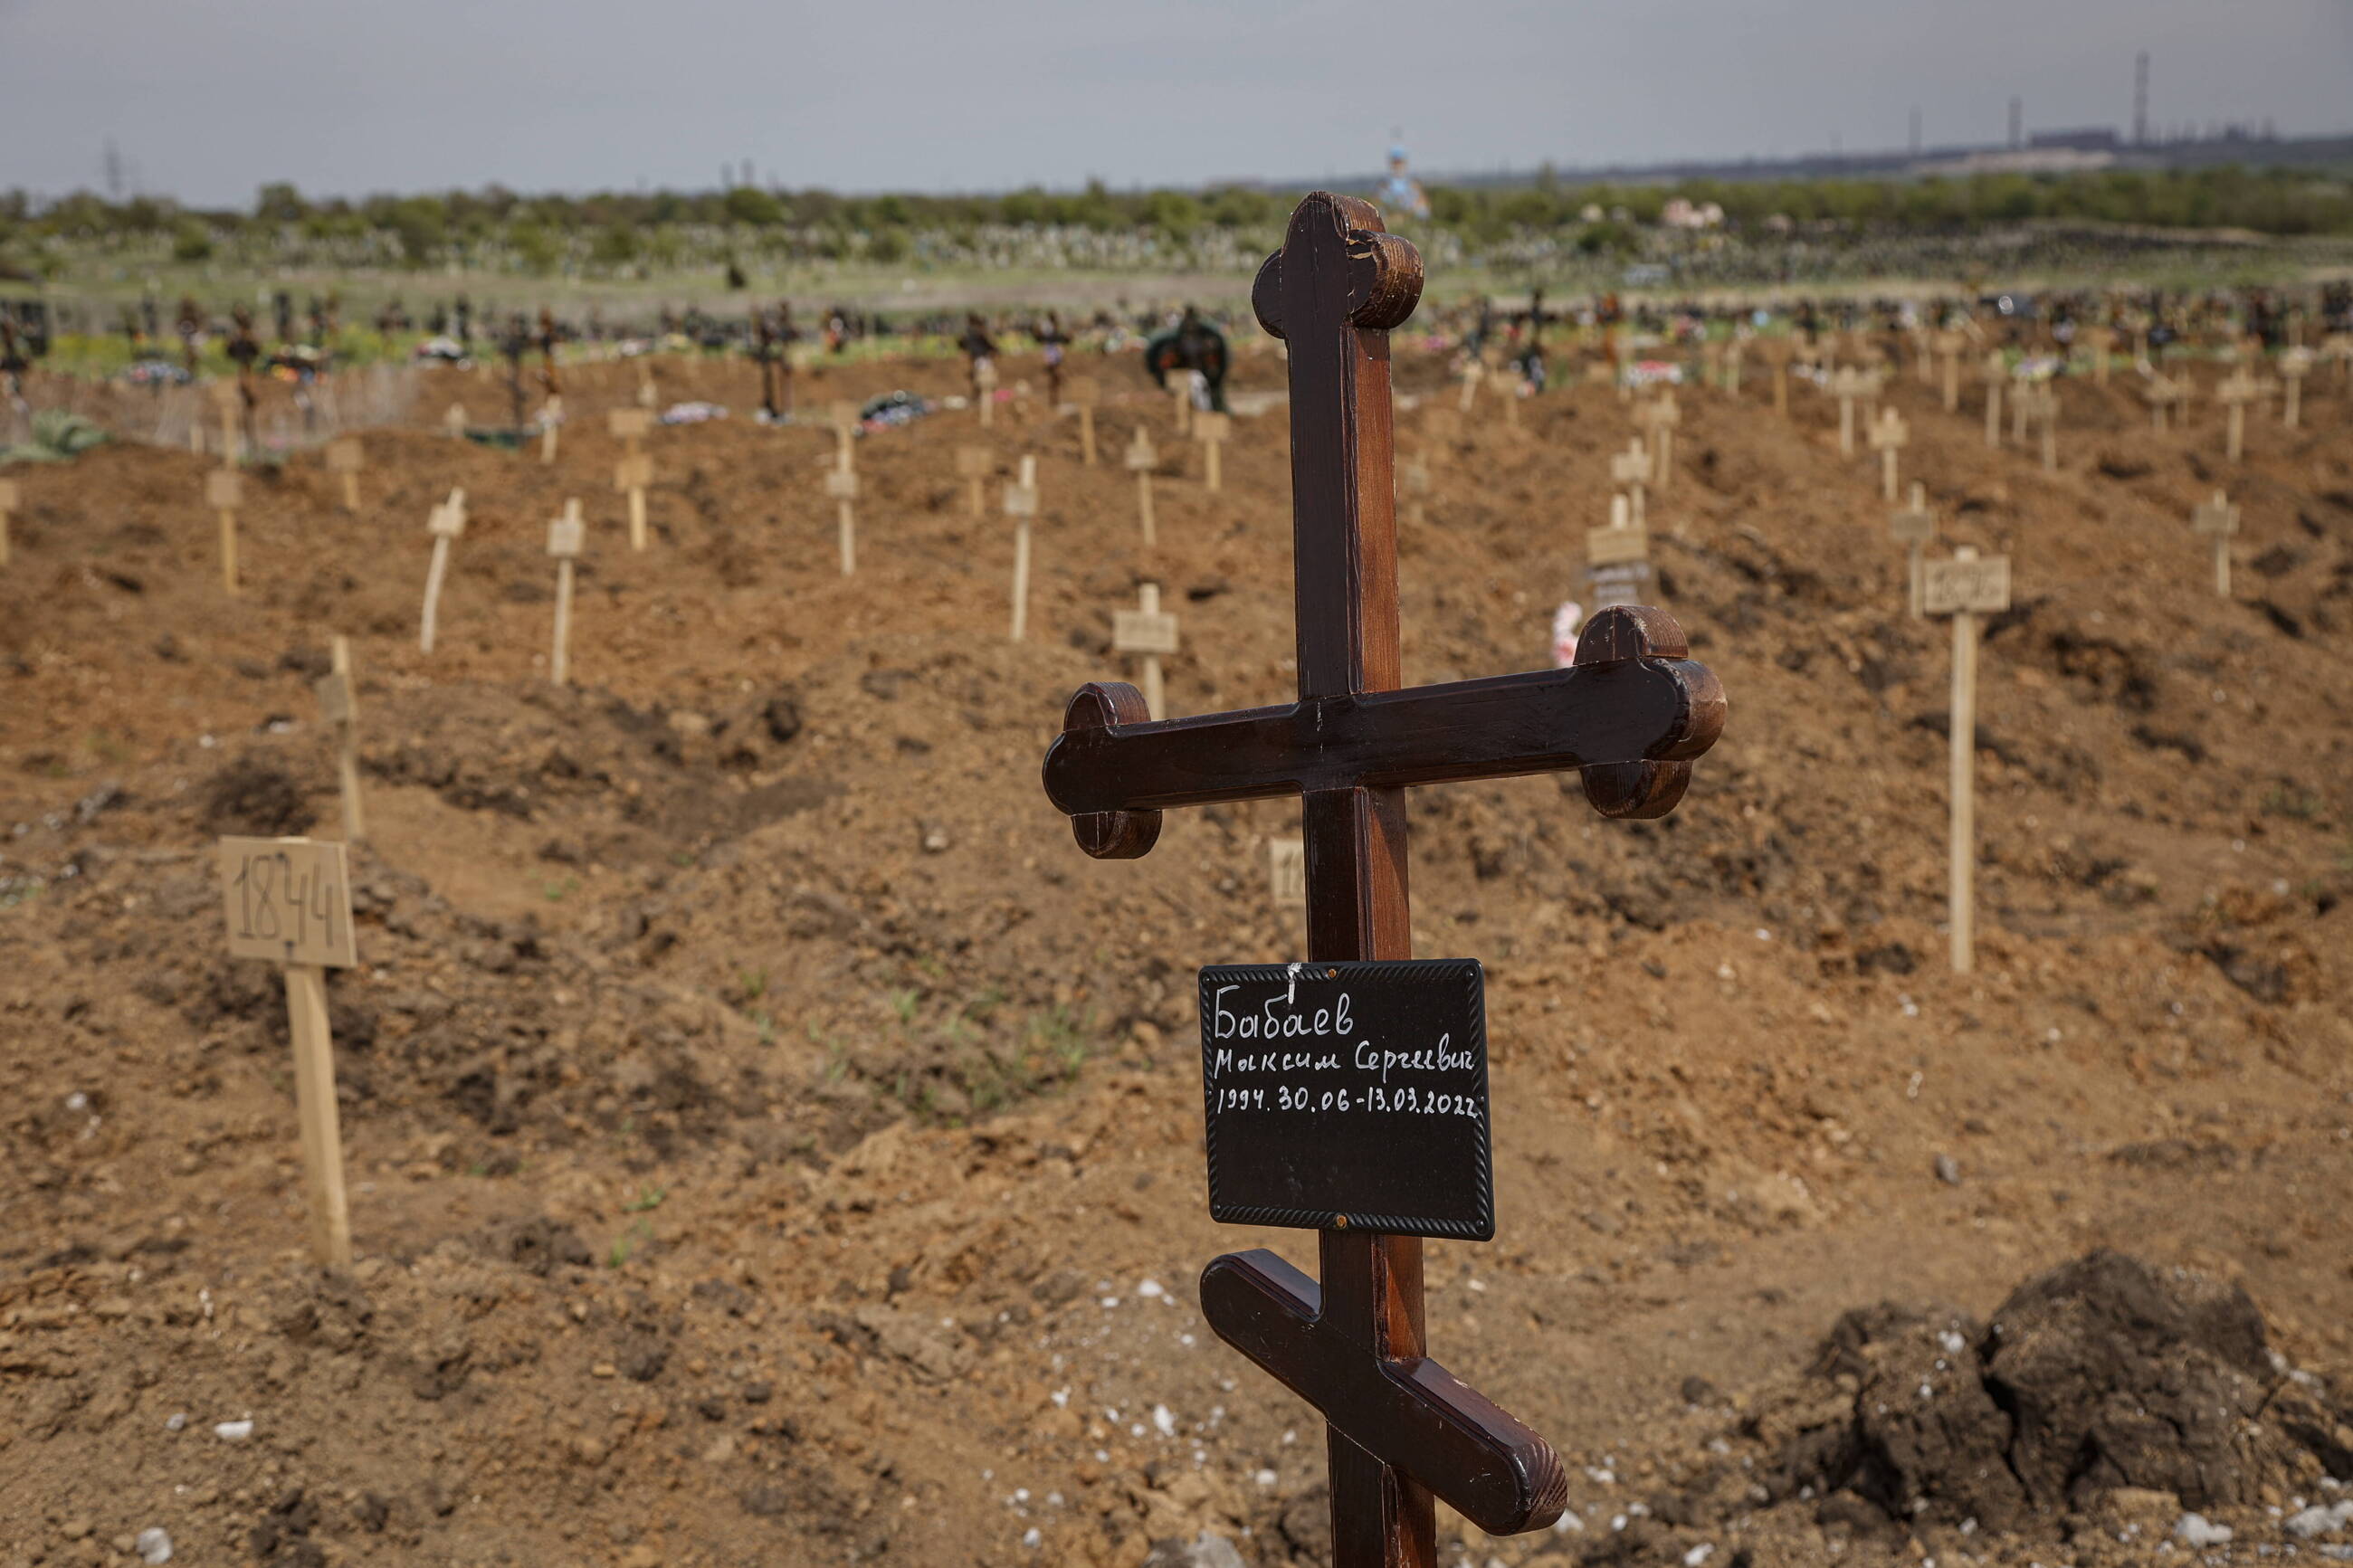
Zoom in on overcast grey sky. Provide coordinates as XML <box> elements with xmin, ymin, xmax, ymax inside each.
<box><xmin>3</xmin><ymin>0</ymin><xmax>2347</xmax><ymax>207</ymax></box>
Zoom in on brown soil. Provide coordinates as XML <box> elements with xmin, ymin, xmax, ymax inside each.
<box><xmin>4</xmin><ymin>341</ymin><xmax>2352</xmax><ymax>1568</ymax></box>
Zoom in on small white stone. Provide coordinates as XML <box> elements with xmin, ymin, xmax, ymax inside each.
<box><xmin>134</xmin><ymin>1527</ymin><xmax>173</xmax><ymax>1564</ymax></box>
<box><xmin>1137</xmin><ymin>1278</ymin><xmax>1165</xmax><ymax>1299</ymax></box>
<box><xmin>1152</xmin><ymin>1404</ymin><xmax>1176</xmax><ymax>1437</ymax></box>
<box><xmin>213</xmin><ymin>1420</ymin><xmax>253</xmax><ymax>1441</ymax></box>
<box><xmin>2175</xmin><ymin>1512</ymin><xmax>2233</xmax><ymax>1547</ymax></box>
<box><xmin>1021</xmin><ymin>1526</ymin><xmax>1042</xmax><ymax>1550</ymax></box>
<box><xmin>164</xmin><ymin>1412</ymin><xmax>187</xmax><ymax>1431</ymax></box>
<box><xmin>1552</xmin><ymin>1510</ymin><xmax>1584</xmax><ymax>1534</ymax></box>
<box><xmin>1685</xmin><ymin>1546</ymin><xmax>1715</xmax><ymax>1567</ymax></box>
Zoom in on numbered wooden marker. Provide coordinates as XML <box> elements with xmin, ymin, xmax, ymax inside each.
<box><xmin>2145</xmin><ymin>374</ymin><xmax>2182</xmax><ymax>432</ymax></box>
<box><xmin>315</xmin><ymin>636</ymin><xmax>365</xmax><ymax>844</ymax></box>
<box><xmin>419</xmin><ymin>488</ymin><xmax>467</xmax><ymax>654</ymax></box>
<box><xmin>1265</xmin><ymin>837</ymin><xmax>1306</xmax><ymax>908</ymax></box>
<box><xmin>1071</xmin><ymin>375</ymin><xmax>1101</xmax><ymax>466</ymax></box>
<box><xmin>206</xmin><ymin>469</ymin><xmax>244</xmax><ymax>594</ymax></box>
<box><xmin>1932</xmin><ymin>329</ymin><xmax>1967</xmax><ymax>411</ymax></box>
<box><xmin>1586</xmin><ymin>493</ymin><xmax>1653</xmax><ymax>609</ymax></box>
<box><xmin>325</xmin><ymin>438</ymin><xmax>363</xmax><ymax>512</ymax></box>
<box><xmin>607</xmin><ymin>407</ymin><xmax>652</xmax><ymax>447</ymax></box>
<box><xmin>1890</xmin><ymin>482</ymin><xmax>1937</xmax><ymax>619</ymax></box>
<box><xmin>2192</xmin><ymin>489</ymin><xmax>2239</xmax><ymax>598</ymax></box>
<box><xmin>1112</xmin><ymin>582</ymin><xmax>1181</xmax><ymax>719</ymax></box>
<box><xmin>1126</xmin><ymin>427</ymin><xmax>1158</xmax><ymax>546</ymax></box>
<box><xmin>538</xmin><ymin>394</ymin><xmax>565</xmax><ymax>464</ymax></box>
<box><xmin>548</xmin><ymin>499</ymin><xmax>584</xmax><ymax>685</ymax></box>
<box><xmin>1457</xmin><ymin>355</ymin><xmax>1484</xmax><ymax>413</ymax></box>
<box><xmin>1193</xmin><ymin>410</ymin><xmax>1231</xmax><ymax>492</ymax></box>
<box><xmin>1922</xmin><ymin>546</ymin><xmax>2010</xmax><ymax>976</ymax></box>
<box><xmin>0</xmin><ymin>476</ymin><xmax>16</xmax><ymax>568</ymax></box>
<box><xmin>1867</xmin><ymin>407</ymin><xmax>1909</xmax><ymax>501</ymax></box>
<box><xmin>1005</xmin><ymin>456</ymin><xmax>1038</xmax><ymax>641</ymax></box>
<box><xmin>2079</xmin><ymin>324</ymin><xmax>2116</xmax><ymax>387</ymax></box>
<box><xmin>218</xmin><ymin>834</ymin><xmax>357</xmax><ymax>1268</ymax></box>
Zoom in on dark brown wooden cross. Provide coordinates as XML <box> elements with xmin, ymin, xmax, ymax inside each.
<box><xmin>1041</xmin><ymin>192</ymin><xmax>1725</xmax><ymax>1568</ymax></box>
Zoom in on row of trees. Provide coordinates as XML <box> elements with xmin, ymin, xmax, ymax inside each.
<box><xmin>4</xmin><ymin>166</ymin><xmax>2347</xmax><ymax>279</ymax></box>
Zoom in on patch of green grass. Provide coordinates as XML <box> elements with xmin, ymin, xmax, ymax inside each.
<box><xmin>738</xmin><ymin>966</ymin><xmax>768</xmax><ymax>1001</ymax></box>
<box><xmin>541</xmin><ymin>875</ymin><xmax>580</xmax><ymax>901</ymax></box>
<box><xmin>624</xmin><ymin>1184</ymin><xmax>666</xmax><ymax>1212</ymax></box>
<box><xmin>889</xmin><ymin>987</ymin><xmax>920</xmax><ymax>1025</ymax></box>
<box><xmin>2262</xmin><ymin>783</ymin><xmax>2322</xmax><ymax>821</ymax></box>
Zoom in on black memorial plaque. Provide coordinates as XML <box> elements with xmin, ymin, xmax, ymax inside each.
<box><xmin>1197</xmin><ymin>959</ymin><xmax>1491</xmax><ymax>1240</ymax></box>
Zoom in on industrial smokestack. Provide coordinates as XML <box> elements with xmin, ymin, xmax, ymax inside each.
<box><xmin>2134</xmin><ymin>52</ymin><xmax>2149</xmax><ymax>145</ymax></box>
<box><xmin>2008</xmin><ymin>97</ymin><xmax>2023</xmax><ymax>148</ymax></box>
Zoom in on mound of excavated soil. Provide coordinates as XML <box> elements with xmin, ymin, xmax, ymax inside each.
<box><xmin>1591</xmin><ymin>1251</ymin><xmax>2353</xmax><ymax>1564</ymax></box>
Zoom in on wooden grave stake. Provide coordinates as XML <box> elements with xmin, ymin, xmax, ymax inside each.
<box><xmin>1608</xmin><ymin>439</ymin><xmax>1650</xmax><ymax>529</ymax></box>
<box><xmin>610</xmin><ymin>405</ymin><xmax>654</xmax><ymax>547</ymax></box>
<box><xmin>827</xmin><ymin>403</ymin><xmax>861</xmax><ymax>575</ymax></box>
<box><xmin>1111</xmin><ymin>582</ymin><xmax>1181</xmax><ymax>719</ymax></box>
<box><xmin>1039</xmin><ymin>192</ymin><xmax>1726</xmax><ymax>1568</ymax></box>
<box><xmin>1194</xmin><ymin>410</ymin><xmax>1231</xmax><ymax>492</ymax></box>
<box><xmin>316</xmin><ymin>637</ymin><xmax>367</xmax><ymax>844</ymax></box>
<box><xmin>1456</xmin><ymin>355</ymin><xmax>1484</xmax><ymax>413</ymax></box>
<box><xmin>1636</xmin><ymin>392</ymin><xmax>1680</xmax><ymax>490</ymax></box>
<box><xmin>1831</xmin><ymin>366</ymin><xmax>1866</xmax><ymax>456</ymax></box>
<box><xmin>325</xmin><ymin>438</ymin><xmax>364</xmax><ymax>513</ymax></box>
<box><xmin>1762</xmin><ymin>337</ymin><xmax>1797</xmax><ymax>416</ymax></box>
<box><xmin>1983</xmin><ymin>353</ymin><xmax>2005</xmax><ymax>448</ymax></box>
<box><xmin>1890</xmin><ymin>481</ymin><xmax>1936</xmax><ymax>619</ymax></box>
<box><xmin>219</xmin><ymin>836</ymin><xmax>358</xmax><ymax>1267</ymax></box>
<box><xmin>418</xmin><ymin>489</ymin><xmax>468</xmax><ymax>653</ymax></box>
<box><xmin>2145</xmin><ymin>375</ymin><xmax>2178</xmax><ymax>432</ymax></box>
<box><xmin>2192</xmin><ymin>489</ymin><xmax>2239</xmax><ymax>598</ymax></box>
<box><xmin>443</xmin><ymin>403</ymin><xmax>468</xmax><ymax>440</ymax></box>
<box><xmin>975</xmin><ymin>357</ymin><xmax>999</xmax><ymax>428</ymax></box>
<box><xmin>2030</xmin><ymin>385</ymin><xmax>2060</xmax><ymax>473</ymax></box>
<box><xmin>213</xmin><ymin>383</ymin><xmax>243</xmax><ymax>466</ymax></box>
<box><xmin>2217</xmin><ymin>368</ymin><xmax>2257</xmax><ymax>461</ymax></box>
<box><xmin>0</xmin><ymin>477</ymin><xmax>15</xmax><ymax>568</ymax></box>
<box><xmin>1126</xmin><ymin>427</ymin><xmax>1159</xmax><ymax>546</ymax></box>
<box><xmin>1867</xmin><ymin>406</ymin><xmax>1909</xmax><ymax>501</ymax></box>
<box><xmin>1072</xmin><ymin>375</ymin><xmax>1101</xmax><ymax>466</ymax></box>
<box><xmin>2281</xmin><ymin>347</ymin><xmax>2313</xmax><ymax>430</ymax></box>
<box><xmin>2081</xmin><ymin>324</ymin><xmax>2116</xmax><ymax>387</ymax></box>
<box><xmin>2323</xmin><ymin>332</ymin><xmax>2353</xmax><ymax>391</ymax></box>
<box><xmin>1005</xmin><ymin>454</ymin><xmax>1039</xmax><ymax>641</ymax></box>
<box><xmin>206</xmin><ymin>468</ymin><xmax>244</xmax><ymax>595</ymax></box>
<box><xmin>1586</xmin><ymin>492</ymin><xmax>1653</xmax><ymax>611</ymax></box>
<box><xmin>1922</xmin><ymin>547</ymin><xmax>2010</xmax><ymax>975</ymax></box>
<box><xmin>548</xmin><ymin>499</ymin><xmax>584</xmax><ymax>684</ymax></box>
<box><xmin>1935</xmin><ymin>330</ymin><xmax>1966</xmax><ymax>411</ymax></box>
<box><xmin>614</xmin><ymin>449</ymin><xmax>654</xmax><ymax>550</ymax></box>
<box><xmin>538</xmin><ymin>394</ymin><xmax>565</xmax><ymax>465</ymax></box>
<box><xmin>953</xmin><ymin>444</ymin><xmax>991</xmax><ymax>518</ymax></box>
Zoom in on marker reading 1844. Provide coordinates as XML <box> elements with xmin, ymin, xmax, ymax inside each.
<box><xmin>1196</xmin><ymin>959</ymin><xmax>1491</xmax><ymax>1240</ymax></box>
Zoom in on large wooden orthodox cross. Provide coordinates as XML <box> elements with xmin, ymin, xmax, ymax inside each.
<box><xmin>1040</xmin><ymin>193</ymin><xmax>1726</xmax><ymax>1567</ymax></box>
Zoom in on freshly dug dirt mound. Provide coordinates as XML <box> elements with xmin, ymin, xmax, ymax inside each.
<box><xmin>1752</xmin><ymin>1252</ymin><xmax>2347</xmax><ymax>1534</ymax></box>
